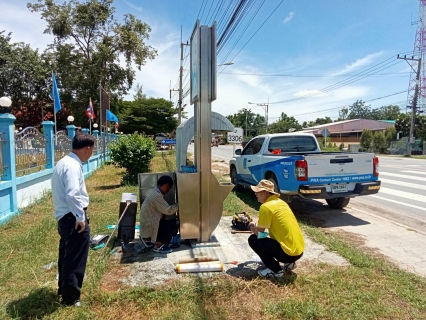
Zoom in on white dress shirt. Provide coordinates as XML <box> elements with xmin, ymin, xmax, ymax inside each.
<box><xmin>52</xmin><ymin>152</ymin><xmax>89</xmax><ymax>222</ymax></box>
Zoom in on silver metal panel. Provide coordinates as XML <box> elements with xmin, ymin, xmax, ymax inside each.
<box><xmin>199</xmin><ymin>25</ymin><xmax>213</xmax><ymax>242</ymax></box>
<box><xmin>138</xmin><ymin>171</ymin><xmax>176</xmax><ymax>205</ymax></box>
<box><xmin>175</xmin><ymin>112</ymin><xmax>235</xmax><ymax>170</ymax></box>
<box><xmin>207</xmin><ymin>172</ymin><xmax>233</xmax><ymax>236</ymax></box>
<box><xmin>176</xmin><ymin>171</ymin><xmax>200</xmax><ymax>239</ymax></box>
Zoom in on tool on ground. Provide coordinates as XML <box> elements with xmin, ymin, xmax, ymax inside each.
<box><xmin>231</xmin><ymin>230</ymin><xmax>252</xmax><ymax>234</ymax></box>
<box><xmin>178</xmin><ymin>257</ymin><xmax>219</xmax><ymax>264</ymax></box>
<box><xmin>98</xmin><ymin>200</ymin><xmax>132</xmax><ymax>261</ymax></box>
<box><xmin>176</xmin><ymin>262</ymin><xmax>224</xmax><ymax>273</ymax></box>
<box><xmin>90</xmin><ymin>234</ymin><xmax>109</xmax><ymax>247</ymax></box>
<box><xmin>231</xmin><ymin>212</ymin><xmax>252</xmax><ymax>231</ymax></box>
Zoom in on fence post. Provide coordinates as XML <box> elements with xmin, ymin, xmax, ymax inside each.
<box><xmin>67</xmin><ymin>125</ymin><xmax>76</xmax><ymax>139</ymax></box>
<box><xmin>82</xmin><ymin>128</ymin><xmax>89</xmax><ymax>135</ymax></box>
<box><xmin>101</xmin><ymin>131</ymin><xmax>105</xmax><ymax>154</ymax></box>
<box><xmin>42</xmin><ymin>121</ymin><xmax>55</xmax><ymax>169</ymax></box>
<box><xmin>93</xmin><ymin>130</ymin><xmax>99</xmax><ymax>156</ymax></box>
<box><xmin>0</xmin><ymin>114</ymin><xmax>18</xmax><ymax>213</ymax></box>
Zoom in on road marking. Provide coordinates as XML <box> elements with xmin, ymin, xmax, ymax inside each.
<box><xmin>401</xmin><ymin>170</ymin><xmax>426</xmax><ymax>176</ymax></box>
<box><xmin>368</xmin><ymin>194</ymin><xmax>426</xmax><ymax>213</ymax></box>
<box><xmin>380</xmin><ymin>177</ymin><xmax>423</xmax><ymax>189</ymax></box>
<box><xmin>378</xmin><ymin>187</ymin><xmax>426</xmax><ymax>204</ymax></box>
<box><xmin>379</xmin><ymin>171</ymin><xmax>426</xmax><ymax>182</ymax></box>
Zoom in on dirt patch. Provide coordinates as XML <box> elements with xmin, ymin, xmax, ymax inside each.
<box><xmin>100</xmin><ymin>263</ymin><xmax>131</xmax><ymax>292</ymax></box>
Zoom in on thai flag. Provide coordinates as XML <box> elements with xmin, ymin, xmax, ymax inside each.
<box><xmin>86</xmin><ymin>98</ymin><xmax>96</xmax><ymax>120</ymax></box>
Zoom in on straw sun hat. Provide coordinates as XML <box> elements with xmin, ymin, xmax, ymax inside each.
<box><xmin>250</xmin><ymin>180</ymin><xmax>279</xmax><ymax>195</ymax></box>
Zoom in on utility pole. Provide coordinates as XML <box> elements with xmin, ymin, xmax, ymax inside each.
<box><xmin>248</xmin><ymin>97</ymin><xmax>269</xmax><ymax>133</ymax></box>
<box><xmin>178</xmin><ymin>40</ymin><xmax>184</xmax><ymax>125</ymax></box>
<box><xmin>245</xmin><ymin>110</ymin><xmax>248</xmax><ymax>139</ymax></box>
<box><xmin>397</xmin><ymin>54</ymin><xmax>421</xmax><ymax>156</ymax></box>
<box><xmin>171</xmin><ymin>26</ymin><xmax>189</xmax><ymax>125</ymax></box>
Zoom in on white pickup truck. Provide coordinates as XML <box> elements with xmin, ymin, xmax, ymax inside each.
<box><xmin>229</xmin><ymin>132</ymin><xmax>381</xmax><ymax>209</ymax></box>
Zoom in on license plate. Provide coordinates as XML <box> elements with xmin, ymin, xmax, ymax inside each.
<box><xmin>331</xmin><ymin>184</ymin><xmax>348</xmax><ymax>193</ymax></box>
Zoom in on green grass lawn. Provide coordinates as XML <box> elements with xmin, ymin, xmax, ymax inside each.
<box><xmin>0</xmin><ymin>151</ymin><xmax>425</xmax><ymax>319</ymax></box>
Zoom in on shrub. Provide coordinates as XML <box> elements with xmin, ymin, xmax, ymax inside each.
<box><xmin>109</xmin><ymin>132</ymin><xmax>157</xmax><ymax>184</ymax></box>
<box><xmin>373</xmin><ymin>131</ymin><xmax>387</xmax><ymax>153</ymax></box>
<box><xmin>360</xmin><ymin>129</ymin><xmax>373</xmax><ymax>151</ymax></box>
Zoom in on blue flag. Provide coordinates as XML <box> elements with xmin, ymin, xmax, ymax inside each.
<box><xmin>106</xmin><ymin>109</ymin><xmax>118</xmax><ymax>122</ymax></box>
<box><xmin>52</xmin><ymin>73</ymin><xmax>61</xmax><ymax>114</ymax></box>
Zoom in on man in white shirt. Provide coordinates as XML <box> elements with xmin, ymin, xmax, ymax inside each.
<box><xmin>52</xmin><ymin>133</ymin><xmax>95</xmax><ymax>307</ymax></box>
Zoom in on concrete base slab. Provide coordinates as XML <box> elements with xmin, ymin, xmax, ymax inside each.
<box><xmin>111</xmin><ymin>216</ymin><xmax>349</xmax><ymax>288</ymax></box>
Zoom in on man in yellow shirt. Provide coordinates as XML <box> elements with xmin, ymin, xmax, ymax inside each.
<box><xmin>248</xmin><ymin>180</ymin><xmax>305</xmax><ymax>278</ymax></box>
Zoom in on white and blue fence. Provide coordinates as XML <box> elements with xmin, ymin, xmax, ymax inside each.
<box><xmin>0</xmin><ymin>114</ymin><xmax>118</xmax><ymax>225</ymax></box>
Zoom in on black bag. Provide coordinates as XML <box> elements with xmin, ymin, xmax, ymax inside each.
<box><xmin>231</xmin><ymin>212</ymin><xmax>252</xmax><ymax>231</ymax></box>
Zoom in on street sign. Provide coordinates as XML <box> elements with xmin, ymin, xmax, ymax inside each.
<box><xmin>162</xmin><ymin>139</ymin><xmax>176</xmax><ymax>144</ymax></box>
<box><xmin>227</xmin><ymin>127</ymin><xmax>243</xmax><ymax>144</ymax></box>
<box><xmin>320</xmin><ymin>128</ymin><xmax>330</xmax><ymax>137</ymax></box>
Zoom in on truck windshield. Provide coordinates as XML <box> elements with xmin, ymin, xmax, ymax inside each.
<box><xmin>267</xmin><ymin>136</ymin><xmax>318</xmax><ymax>153</ymax></box>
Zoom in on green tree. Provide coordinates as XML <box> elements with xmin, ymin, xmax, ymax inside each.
<box><xmin>226</xmin><ymin>108</ymin><xmax>265</xmax><ymax>138</ymax></box>
<box><xmin>360</xmin><ymin>129</ymin><xmax>373</xmax><ymax>151</ymax></box>
<box><xmin>378</xmin><ymin>105</ymin><xmax>401</xmax><ymax>120</ymax></box>
<box><xmin>302</xmin><ymin>120</ymin><xmax>317</xmax><ymax>128</ymax></box>
<box><xmin>268</xmin><ymin>112</ymin><xmax>301</xmax><ymax>133</ymax></box>
<box><xmin>314</xmin><ymin>117</ymin><xmax>333</xmax><ymax>125</ymax></box>
<box><xmin>0</xmin><ymin>31</ymin><xmax>65</xmax><ymax>128</ymax></box>
<box><xmin>395</xmin><ymin>113</ymin><xmax>411</xmax><ymax>136</ymax></box>
<box><xmin>27</xmin><ymin>0</ymin><xmax>157</xmax><ymax>127</ymax></box>
<box><xmin>109</xmin><ymin>133</ymin><xmax>157</xmax><ymax>184</ymax></box>
<box><xmin>384</xmin><ymin>126</ymin><xmax>397</xmax><ymax>147</ymax></box>
<box><xmin>348</xmin><ymin>100</ymin><xmax>371</xmax><ymax>119</ymax></box>
<box><xmin>117</xmin><ymin>97</ymin><xmax>177</xmax><ymax>135</ymax></box>
<box><xmin>338</xmin><ymin>107</ymin><xmax>349</xmax><ymax>121</ymax></box>
<box><xmin>373</xmin><ymin>131</ymin><xmax>387</xmax><ymax>153</ymax></box>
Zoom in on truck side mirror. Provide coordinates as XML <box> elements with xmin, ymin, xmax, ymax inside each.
<box><xmin>235</xmin><ymin>149</ymin><xmax>241</xmax><ymax>155</ymax></box>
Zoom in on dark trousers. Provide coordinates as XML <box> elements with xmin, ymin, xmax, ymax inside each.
<box><xmin>248</xmin><ymin>234</ymin><xmax>303</xmax><ymax>273</ymax></box>
<box><xmin>156</xmin><ymin>218</ymin><xmax>178</xmax><ymax>245</ymax></box>
<box><xmin>57</xmin><ymin>213</ymin><xmax>90</xmax><ymax>305</ymax></box>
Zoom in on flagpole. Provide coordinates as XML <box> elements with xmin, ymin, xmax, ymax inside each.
<box><xmin>89</xmin><ymin>118</ymin><xmax>92</xmax><ymax>135</ymax></box>
<box><xmin>53</xmin><ymin>72</ymin><xmax>57</xmax><ymax>144</ymax></box>
<box><xmin>54</xmin><ymin>110</ymin><xmax>57</xmax><ymax>144</ymax></box>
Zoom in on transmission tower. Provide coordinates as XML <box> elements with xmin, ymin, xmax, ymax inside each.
<box><xmin>407</xmin><ymin>0</ymin><xmax>426</xmax><ymax>113</ymax></box>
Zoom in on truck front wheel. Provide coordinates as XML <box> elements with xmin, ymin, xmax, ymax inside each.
<box><xmin>230</xmin><ymin>167</ymin><xmax>243</xmax><ymax>191</ymax></box>
<box><xmin>326</xmin><ymin>197</ymin><xmax>350</xmax><ymax>209</ymax></box>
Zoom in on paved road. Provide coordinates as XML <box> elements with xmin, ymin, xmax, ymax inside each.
<box><xmin>190</xmin><ymin>144</ymin><xmax>426</xmax><ymax>233</ymax></box>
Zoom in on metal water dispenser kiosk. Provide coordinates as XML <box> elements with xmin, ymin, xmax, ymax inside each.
<box><xmin>175</xmin><ymin>20</ymin><xmax>234</xmax><ymax>243</ymax></box>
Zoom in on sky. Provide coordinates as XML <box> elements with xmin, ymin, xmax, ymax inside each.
<box><xmin>0</xmin><ymin>0</ymin><xmax>421</xmax><ymax>125</ymax></box>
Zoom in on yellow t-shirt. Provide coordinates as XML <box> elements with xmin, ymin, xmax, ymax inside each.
<box><xmin>257</xmin><ymin>195</ymin><xmax>305</xmax><ymax>256</ymax></box>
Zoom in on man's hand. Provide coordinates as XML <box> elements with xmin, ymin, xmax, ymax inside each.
<box><xmin>75</xmin><ymin>221</ymin><xmax>86</xmax><ymax>233</ymax></box>
<box><xmin>249</xmin><ymin>222</ymin><xmax>257</xmax><ymax>235</ymax></box>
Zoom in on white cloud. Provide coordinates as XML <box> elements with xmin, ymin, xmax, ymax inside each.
<box><xmin>332</xmin><ymin>52</ymin><xmax>383</xmax><ymax>76</ymax></box>
<box><xmin>283</xmin><ymin>12</ymin><xmax>294</xmax><ymax>24</ymax></box>
<box><xmin>0</xmin><ymin>2</ymin><xmax>52</xmax><ymax>50</ymax></box>
<box><xmin>121</xmin><ymin>0</ymin><xmax>143</xmax><ymax>13</ymax></box>
<box><xmin>293</xmin><ymin>89</ymin><xmax>326</xmax><ymax>98</ymax></box>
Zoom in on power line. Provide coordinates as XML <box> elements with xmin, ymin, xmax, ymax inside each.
<box><xmin>280</xmin><ymin>90</ymin><xmax>407</xmax><ymax>118</ymax></box>
<box><xmin>219</xmin><ymin>0</ymin><xmax>285</xmax><ymax>75</ymax></box>
<box><xmin>220</xmin><ymin>72</ymin><xmax>410</xmax><ymax>77</ymax></box>
<box><xmin>267</xmin><ymin>58</ymin><xmax>404</xmax><ymax>105</ymax></box>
